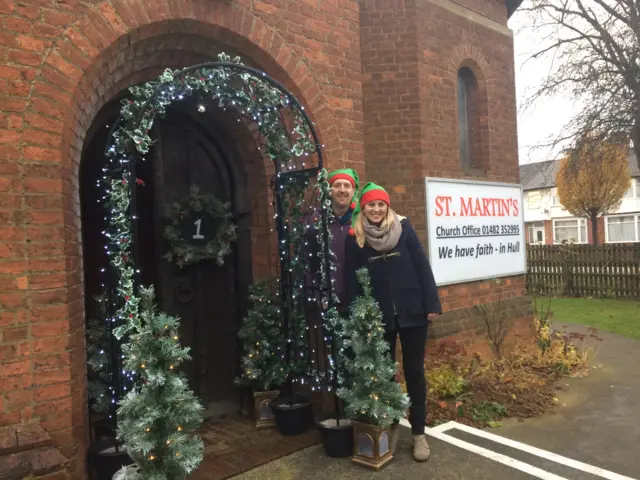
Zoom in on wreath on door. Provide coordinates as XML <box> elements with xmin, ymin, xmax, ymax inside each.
<box><xmin>163</xmin><ymin>185</ymin><xmax>237</xmax><ymax>268</ymax></box>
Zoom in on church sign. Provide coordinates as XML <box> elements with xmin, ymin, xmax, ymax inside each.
<box><xmin>424</xmin><ymin>177</ymin><xmax>527</xmax><ymax>286</ymax></box>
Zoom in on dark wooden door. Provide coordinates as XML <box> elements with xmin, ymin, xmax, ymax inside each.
<box><xmin>151</xmin><ymin>111</ymin><xmax>240</xmax><ymax>413</ymax></box>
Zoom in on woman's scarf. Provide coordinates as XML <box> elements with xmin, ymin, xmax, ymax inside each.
<box><xmin>363</xmin><ymin>213</ymin><xmax>403</xmax><ymax>252</ymax></box>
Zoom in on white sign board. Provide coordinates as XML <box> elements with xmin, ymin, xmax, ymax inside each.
<box><xmin>424</xmin><ymin>177</ymin><xmax>526</xmax><ymax>286</ymax></box>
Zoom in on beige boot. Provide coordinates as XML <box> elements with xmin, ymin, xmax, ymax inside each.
<box><xmin>412</xmin><ymin>434</ymin><xmax>431</xmax><ymax>462</ymax></box>
<box><xmin>390</xmin><ymin>423</ymin><xmax>399</xmax><ymax>453</ymax></box>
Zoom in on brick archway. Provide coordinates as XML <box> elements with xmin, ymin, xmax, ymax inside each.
<box><xmin>11</xmin><ymin>2</ymin><xmax>340</xmax><ymax>477</ymax></box>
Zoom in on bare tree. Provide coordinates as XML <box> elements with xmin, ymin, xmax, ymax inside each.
<box><xmin>519</xmin><ymin>0</ymin><xmax>640</xmax><ymax>168</ymax></box>
<box><xmin>478</xmin><ymin>280</ymin><xmax>513</xmax><ymax>358</ymax></box>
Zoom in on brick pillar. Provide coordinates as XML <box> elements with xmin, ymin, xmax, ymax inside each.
<box><xmin>359</xmin><ymin>0</ymin><xmax>531</xmax><ymax>340</ymax></box>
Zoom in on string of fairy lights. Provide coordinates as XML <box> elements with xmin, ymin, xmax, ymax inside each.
<box><xmin>92</xmin><ymin>53</ymin><xmax>343</xmax><ymax>434</ymax></box>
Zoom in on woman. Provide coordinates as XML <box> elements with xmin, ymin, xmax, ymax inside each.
<box><xmin>344</xmin><ymin>182</ymin><xmax>441</xmax><ymax>463</ymax></box>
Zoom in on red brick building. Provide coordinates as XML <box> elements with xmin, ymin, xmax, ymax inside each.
<box><xmin>0</xmin><ymin>0</ymin><xmax>526</xmax><ymax>477</ymax></box>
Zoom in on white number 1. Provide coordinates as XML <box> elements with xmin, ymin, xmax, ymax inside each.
<box><xmin>193</xmin><ymin>218</ymin><xmax>204</xmax><ymax>240</ymax></box>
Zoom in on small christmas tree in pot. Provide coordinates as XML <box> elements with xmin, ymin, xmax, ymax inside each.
<box><xmin>338</xmin><ymin>268</ymin><xmax>410</xmax><ymax>470</ymax></box>
<box><xmin>113</xmin><ymin>285</ymin><xmax>204</xmax><ymax>480</ymax></box>
<box><xmin>236</xmin><ymin>278</ymin><xmax>289</xmax><ymax>429</ymax></box>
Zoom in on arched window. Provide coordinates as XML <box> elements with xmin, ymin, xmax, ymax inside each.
<box><xmin>457</xmin><ymin>67</ymin><xmax>478</xmax><ymax>169</ymax></box>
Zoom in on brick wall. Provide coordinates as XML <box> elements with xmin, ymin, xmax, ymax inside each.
<box><xmin>0</xmin><ymin>0</ymin><xmax>363</xmax><ymax>477</ymax></box>
<box><xmin>360</xmin><ymin>0</ymin><xmax>524</xmax><ymax>315</ymax></box>
<box><xmin>1</xmin><ymin>0</ymin><xmax>525</xmax><ymax>476</ymax></box>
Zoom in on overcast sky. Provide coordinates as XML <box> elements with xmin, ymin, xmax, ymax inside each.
<box><xmin>509</xmin><ymin>10</ymin><xmax>575</xmax><ymax>166</ymax></box>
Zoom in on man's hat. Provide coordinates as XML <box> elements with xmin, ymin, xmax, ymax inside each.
<box><xmin>328</xmin><ymin>169</ymin><xmax>360</xmax><ymax>210</ymax></box>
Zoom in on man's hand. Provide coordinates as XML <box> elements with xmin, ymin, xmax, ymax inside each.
<box><xmin>427</xmin><ymin>313</ymin><xmax>440</xmax><ymax>321</ymax></box>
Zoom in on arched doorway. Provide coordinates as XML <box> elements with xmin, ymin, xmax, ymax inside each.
<box><xmin>35</xmin><ymin>9</ymin><xmax>343</xmax><ymax>473</ymax></box>
<box><xmin>80</xmin><ymin>93</ymin><xmax>262</xmax><ymax>418</ymax></box>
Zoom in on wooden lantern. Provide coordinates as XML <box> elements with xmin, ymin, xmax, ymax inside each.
<box><xmin>352</xmin><ymin>421</ymin><xmax>393</xmax><ymax>470</ymax></box>
<box><xmin>253</xmin><ymin>390</ymin><xmax>280</xmax><ymax>430</ymax></box>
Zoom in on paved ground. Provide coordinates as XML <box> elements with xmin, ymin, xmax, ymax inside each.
<box><xmin>230</xmin><ymin>323</ymin><xmax>640</xmax><ymax>479</ymax></box>
<box><xmin>234</xmin><ymin>428</ymin><xmax>534</xmax><ymax>480</ymax></box>
<box><xmin>490</xmin><ymin>323</ymin><xmax>640</xmax><ymax>479</ymax></box>
<box><xmin>191</xmin><ymin>415</ymin><xmax>320</xmax><ymax>479</ymax></box>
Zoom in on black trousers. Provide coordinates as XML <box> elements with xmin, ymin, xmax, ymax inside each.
<box><xmin>385</xmin><ymin>325</ymin><xmax>428</xmax><ymax>434</ymax></box>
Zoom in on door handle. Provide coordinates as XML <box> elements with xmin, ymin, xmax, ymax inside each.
<box><xmin>175</xmin><ymin>278</ymin><xmax>195</xmax><ymax>303</ymax></box>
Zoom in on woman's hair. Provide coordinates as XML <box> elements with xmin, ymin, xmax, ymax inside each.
<box><xmin>353</xmin><ymin>206</ymin><xmax>396</xmax><ymax>248</ymax></box>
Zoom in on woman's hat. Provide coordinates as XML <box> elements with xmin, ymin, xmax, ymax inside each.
<box><xmin>349</xmin><ymin>182</ymin><xmax>390</xmax><ymax>236</ymax></box>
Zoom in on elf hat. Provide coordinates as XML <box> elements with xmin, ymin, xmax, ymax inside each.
<box><xmin>328</xmin><ymin>168</ymin><xmax>360</xmax><ymax>210</ymax></box>
<box><xmin>349</xmin><ymin>182</ymin><xmax>391</xmax><ymax>236</ymax></box>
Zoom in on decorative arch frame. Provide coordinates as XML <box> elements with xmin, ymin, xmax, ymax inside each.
<box><xmin>98</xmin><ymin>54</ymin><xmax>337</xmax><ymax>457</ymax></box>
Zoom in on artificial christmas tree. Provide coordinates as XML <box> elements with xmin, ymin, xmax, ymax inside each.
<box><xmin>337</xmin><ymin>268</ymin><xmax>410</xmax><ymax>470</ymax></box>
<box><xmin>113</xmin><ymin>286</ymin><xmax>204</xmax><ymax>480</ymax></box>
<box><xmin>236</xmin><ymin>278</ymin><xmax>288</xmax><ymax>429</ymax></box>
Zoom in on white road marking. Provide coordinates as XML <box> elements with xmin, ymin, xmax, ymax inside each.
<box><xmin>400</xmin><ymin>419</ymin><xmax>567</xmax><ymax>480</ymax></box>
<box><xmin>427</xmin><ymin>421</ymin><xmax>454</xmax><ymax>434</ymax></box>
<box><xmin>412</xmin><ymin>419</ymin><xmax>638</xmax><ymax>480</ymax></box>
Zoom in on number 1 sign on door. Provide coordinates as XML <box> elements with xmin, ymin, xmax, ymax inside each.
<box><xmin>193</xmin><ymin>218</ymin><xmax>205</xmax><ymax>240</ymax></box>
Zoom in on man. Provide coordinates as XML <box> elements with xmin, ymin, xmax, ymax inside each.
<box><xmin>306</xmin><ymin>168</ymin><xmax>359</xmax><ymax>310</ymax></box>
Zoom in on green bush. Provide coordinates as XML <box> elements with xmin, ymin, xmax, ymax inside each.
<box><xmin>426</xmin><ymin>364</ymin><xmax>466</xmax><ymax>398</ymax></box>
<box><xmin>468</xmin><ymin>401</ymin><xmax>507</xmax><ymax>425</ymax></box>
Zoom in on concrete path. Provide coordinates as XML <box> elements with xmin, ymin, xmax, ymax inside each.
<box><xmin>232</xmin><ymin>323</ymin><xmax>640</xmax><ymax>480</ymax></box>
<box><xmin>480</xmin><ymin>323</ymin><xmax>640</xmax><ymax>479</ymax></box>
<box><xmin>234</xmin><ymin>428</ymin><xmax>534</xmax><ymax>480</ymax></box>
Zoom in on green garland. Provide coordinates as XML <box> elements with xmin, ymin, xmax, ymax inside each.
<box><xmin>86</xmin><ymin>294</ymin><xmax>109</xmax><ymax>415</ymax></box>
<box><xmin>103</xmin><ymin>52</ymin><xmax>318</xmax><ymax>478</ymax></box>
<box><xmin>314</xmin><ymin>168</ymin><xmax>343</xmax><ymax>387</ymax></box>
<box><xmin>163</xmin><ymin>185</ymin><xmax>236</xmax><ymax>268</ymax></box>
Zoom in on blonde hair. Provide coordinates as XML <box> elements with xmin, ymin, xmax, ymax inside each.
<box><xmin>354</xmin><ymin>207</ymin><xmax>396</xmax><ymax>248</ymax></box>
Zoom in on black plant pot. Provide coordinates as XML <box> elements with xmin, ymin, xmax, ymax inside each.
<box><xmin>93</xmin><ymin>418</ymin><xmax>116</xmax><ymax>441</ymax></box>
<box><xmin>271</xmin><ymin>395</ymin><xmax>313</xmax><ymax>437</ymax></box>
<box><xmin>317</xmin><ymin>417</ymin><xmax>354</xmax><ymax>458</ymax></box>
<box><xmin>89</xmin><ymin>438</ymin><xmax>133</xmax><ymax>480</ymax></box>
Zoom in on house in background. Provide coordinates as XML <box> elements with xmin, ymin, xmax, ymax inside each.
<box><xmin>520</xmin><ymin>152</ymin><xmax>640</xmax><ymax>244</ymax></box>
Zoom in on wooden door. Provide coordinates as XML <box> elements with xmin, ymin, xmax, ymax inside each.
<box><xmin>151</xmin><ymin>111</ymin><xmax>240</xmax><ymax>414</ymax></box>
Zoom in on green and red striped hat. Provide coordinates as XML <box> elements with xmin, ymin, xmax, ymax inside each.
<box><xmin>328</xmin><ymin>168</ymin><xmax>360</xmax><ymax>210</ymax></box>
<box><xmin>349</xmin><ymin>182</ymin><xmax>390</xmax><ymax>235</ymax></box>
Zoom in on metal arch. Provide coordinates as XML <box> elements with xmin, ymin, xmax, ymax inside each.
<box><xmin>101</xmin><ymin>60</ymin><xmax>336</xmax><ymax>403</ymax></box>
<box><xmin>104</xmin><ymin>61</ymin><xmax>324</xmax><ymax>171</ymax></box>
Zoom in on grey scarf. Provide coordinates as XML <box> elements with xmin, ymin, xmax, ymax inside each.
<box><xmin>363</xmin><ymin>214</ymin><xmax>403</xmax><ymax>252</ymax></box>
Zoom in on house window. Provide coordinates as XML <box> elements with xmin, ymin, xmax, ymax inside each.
<box><xmin>606</xmin><ymin>215</ymin><xmax>639</xmax><ymax>243</ymax></box>
<box><xmin>551</xmin><ymin>189</ymin><xmax>560</xmax><ymax>206</ymax></box>
<box><xmin>623</xmin><ymin>181</ymin><xmax>634</xmax><ymax>199</ymax></box>
<box><xmin>527</xmin><ymin>191</ymin><xmax>541</xmax><ymax>209</ymax></box>
<box><xmin>553</xmin><ymin>219</ymin><xmax>587</xmax><ymax>244</ymax></box>
<box><xmin>457</xmin><ymin>67</ymin><xmax>478</xmax><ymax>169</ymax></box>
<box><xmin>527</xmin><ymin>222</ymin><xmax>544</xmax><ymax>244</ymax></box>
<box><xmin>636</xmin><ymin>179</ymin><xmax>640</xmax><ymax>198</ymax></box>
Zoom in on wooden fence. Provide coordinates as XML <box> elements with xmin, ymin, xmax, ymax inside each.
<box><xmin>526</xmin><ymin>244</ymin><xmax>640</xmax><ymax>299</ymax></box>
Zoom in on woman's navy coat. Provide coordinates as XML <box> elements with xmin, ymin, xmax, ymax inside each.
<box><xmin>344</xmin><ymin>218</ymin><xmax>442</xmax><ymax>330</ymax></box>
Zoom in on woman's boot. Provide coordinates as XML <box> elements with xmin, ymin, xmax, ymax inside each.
<box><xmin>413</xmin><ymin>434</ymin><xmax>431</xmax><ymax>462</ymax></box>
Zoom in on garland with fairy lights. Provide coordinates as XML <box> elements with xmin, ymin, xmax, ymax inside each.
<box><xmin>163</xmin><ymin>185</ymin><xmax>236</xmax><ymax>268</ymax></box>
<box><xmin>102</xmin><ymin>53</ymin><xmax>325</xmax><ymax>478</ymax></box>
<box><xmin>86</xmin><ymin>293</ymin><xmax>110</xmax><ymax>415</ymax></box>
<box><xmin>314</xmin><ymin>168</ymin><xmax>343</xmax><ymax>389</ymax></box>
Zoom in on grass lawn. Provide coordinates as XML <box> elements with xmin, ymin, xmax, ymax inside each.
<box><xmin>547</xmin><ymin>297</ymin><xmax>640</xmax><ymax>340</ymax></box>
